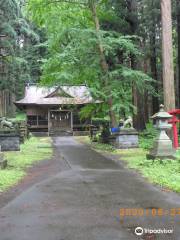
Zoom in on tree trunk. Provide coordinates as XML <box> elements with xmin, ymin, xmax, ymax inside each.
<box><xmin>161</xmin><ymin>0</ymin><xmax>175</xmax><ymax>110</ymax></box>
<box><xmin>89</xmin><ymin>0</ymin><xmax>117</xmax><ymax>127</ymax></box>
<box><xmin>143</xmin><ymin>58</ymin><xmax>150</xmax><ymax>123</ymax></box>
<box><xmin>150</xmin><ymin>12</ymin><xmax>159</xmax><ymax>113</ymax></box>
<box><xmin>0</xmin><ymin>91</ymin><xmax>3</xmax><ymax>117</ymax></box>
<box><xmin>127</xmin><ymin>0</ymin><xmax>146</xmax><ymax>130</ymax></box>
<box><xmin>177</xmin><ymin>0</ymin><xmax>180</xmax><ymax>108</ymax></box>
<box><xmin>0</xmin><ymin>90</ymin><xmax>15</xmax><ymax>117</ymax></box>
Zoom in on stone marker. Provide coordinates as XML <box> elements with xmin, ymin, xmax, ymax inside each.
<box><xmin>147</xmin><ymin>104</ymin><xmax>176</xmax><ymax>160</ymax></box>
<box><xmin>0</xmin><ymin>146</ymin><xmax>7</xmax><ymax>169</ymax></box>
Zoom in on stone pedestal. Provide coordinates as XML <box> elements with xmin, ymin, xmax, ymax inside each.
<box><xmin>109</xmin><ymin>129</ymin><xmax>139</xmax><ymax>149</ymax></box>
<box><xmin>147</xmin><ymin>130</ymin><xmax>176</xmax><ymax>160</ymax></box>
<box><xmin>0</xmin><ymin>132</ymin><xmax>20</xmax><ymax>151</ymax></box>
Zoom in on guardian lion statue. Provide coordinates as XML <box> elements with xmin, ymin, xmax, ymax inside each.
<box><xmin>122</xmin><ymin>116</ymin><xmax>133</xmax><ymax>129</ymax></box>
<box><xmin>0</xmin><ymin>117</ymin><xmax>14</xmax><ymax>129</ymax></box>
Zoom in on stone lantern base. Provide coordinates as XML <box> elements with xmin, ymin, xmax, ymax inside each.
<box><xmin>147</xmin><ymin>131</ymin><xmax>176</xmax><ymax>160</ymax></box>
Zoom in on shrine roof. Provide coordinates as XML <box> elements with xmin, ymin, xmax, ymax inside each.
<box><xmin>15</xmin><ymin>85</ymin><xmax>99</xmax><ymax>106</ymax></box>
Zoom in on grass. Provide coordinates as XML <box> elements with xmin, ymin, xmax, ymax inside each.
<box><xmin>115</xmin><ymin>148</ymin><xmax>180</xmax><ymax>193</ymax></box>
<box><xmin>0</xmin><ymin>137</ymin><xmax>53</xmax><ymax>192</ymax></box>
<box><xmin>75</xmin><ymin>136</ymin><xmax>180</xmax><ymax>193</ymax></box>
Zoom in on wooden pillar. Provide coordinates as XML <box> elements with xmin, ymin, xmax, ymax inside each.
<box><xmin>71</xmin><ymin>111</ymin><xmax>73</xmax><ymax>130</ymax></box>
<box><xmin>37</xmin><ymin>115</ymin><xmax>39</xmax><ymax>126</ymax></box>
<box><xmin>48</xmin><ymin>109</ymin><xmax>50</xmax><ymax>136</ymax></box>
<box><xmin>0</xmin><ymin>91</ymin><xmax>2</xmax><ymax>117</ymax></box>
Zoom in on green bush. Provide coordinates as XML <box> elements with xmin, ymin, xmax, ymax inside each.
<box><xmin>100</xmin><ymin>123</ymin><xmax>111</xmax><ymax>144</ymax></box>
<box><xmin>91</xmin><ymin>118</ymin><xmax>110</xmax><ymax>126</ymax></box>
<box><xmin>139</xmin><ymin>122</ymin><xmax>158</xmax><ymax>150</ymax></box>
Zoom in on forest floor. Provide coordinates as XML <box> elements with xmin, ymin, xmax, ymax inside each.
<box><xmin>75</xmin><ymin>136</ymin><xmax>180</xmax><ymax>193</ymax></box>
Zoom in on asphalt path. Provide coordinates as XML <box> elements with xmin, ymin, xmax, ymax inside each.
<box><xmin>0</xmin><ymin>137</ymin><xmax>179</xmax><ymax>240</ymax></box>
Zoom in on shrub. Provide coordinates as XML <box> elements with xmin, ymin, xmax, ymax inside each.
<box><xmin>139</xmin><ymin>122</ymin><xmax>158</xmax><ymax>150</ymax></box>
<box><xmin>100</xmin><ymin>123</ymin><xmax>111</xmax><ymax>144</ymax></box>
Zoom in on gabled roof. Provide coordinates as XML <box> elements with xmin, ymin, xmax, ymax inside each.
<box><xmin>15</xmin><ymin>85</ymin><xmax>97</xmax><ymax>106</ymax></box>
<box><xmin>45</xmin><ymin>87</ymin><xmax>73</xmax><ymax>98</ymax></box>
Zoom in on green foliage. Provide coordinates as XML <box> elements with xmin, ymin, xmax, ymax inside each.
<box><xmin>9</xmin><ymin>112</ymin><xmax>26</xmax><ymax>121</ymax></box>
<box><xmin>80</xmin><ymin>104</ymin><xmax>110</xmax><ymax>120</ymax></box>
<box><xmin>139</xmin><ymin>122</ymin><xmax>158</xmax><ymax>149</ymax></box>
<box><xmin>0</xmin><ymin>137</ymin><xmax>52</xmax><ymax>192</ymax></box>
<box><xmin>92</xmin><ymin>117</ymin><xmax>109</xmax><ymax>124</ymax></box>
<box><xmin>79</xmin><ymin>104</ymin><xmax>98</xmax><ymax>120</ymax></box>
<box><xmin>27</xmin><ymin>0</ymin><xmax>155</xmax><ymax>121</ymax></box>
<box><xmin>100</xmin><ymin>123</ymin><xmax>111</xmax><ymax>144</ymax></box>
<box><xmin>0</xmin><ymin>0</ymin><xmax>46</xmax><ymax>99</ymax></box>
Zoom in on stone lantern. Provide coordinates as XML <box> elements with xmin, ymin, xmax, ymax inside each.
<box><xmin>147</xmin><ymin>104</ymin><xmax>176</xmax><ymax>159</ymax></box>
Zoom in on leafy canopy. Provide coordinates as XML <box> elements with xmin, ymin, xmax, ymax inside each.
<box><xmin>27</xmin><ymin>0</ymin><xmax>154</xmax><ymax>119</ymax></box>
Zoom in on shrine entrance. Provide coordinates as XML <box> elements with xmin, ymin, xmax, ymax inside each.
<box><xmin>49</xmin><ymin>110</ymin><xmax>73</xmax><ymax>134</ymax></box>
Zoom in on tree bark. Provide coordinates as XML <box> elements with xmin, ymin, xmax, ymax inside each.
<box><xmin>0</xmin><ymin>91</ymin><xmax>3</xmax><ymax>117</ymax></box>
<box><xmin>127</xmin><ymin>0</ymin><xmax>146</xmax><ymax>130</ymax></box>
<box><xmin>161</xmin><ymin>0</ymin><xmax>175</xmax><ymax>110</ymax></box>
<box><xmin>177</xmin><ymin>0</ymin><xmax>180</xmax><ymax>108</ymax></box>
<box><xmin>150</xmin><ymin>8</ymin><xmax>159</xmax><ymax>113</ymax></box>
<box><xmin>89</xmin><ymin>0</ymin><xmax>117</xmax><ymax>127</ymax></box>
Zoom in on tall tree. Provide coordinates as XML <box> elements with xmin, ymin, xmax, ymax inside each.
<box><xmin>88</xmin><ymin>0</ymin><xmax>117</xmax><ymax>127</ymax></box>
<box><xmin>127</xmin><ymin>0</ymin><xmax>147</xmax><ymax>130</ymax></box>
<box><xmin>0</xmin><ymin>0</ymin><xmax>45</xmax><ymax>116</ymax></box>
<box><xmin>161</xmin><ymin>0</ymin><xmax>175</xmax><ymax>110</ymax></box>
<box><xmin>149</xmin><ymin>0</ymin><xmax>160</xmax><ymax>113</ymax></box>
<box><xmin>177</xmin><ymin>0</ymin><xmax>180</xmax><ymax>108</ymax></box>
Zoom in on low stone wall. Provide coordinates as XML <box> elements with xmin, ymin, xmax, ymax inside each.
<box><xmin>73</xmin><ymin>131</ymin><xmax>90</xmax><ymax>136</ymax></box>
<box><xmin>31</xmin><ymin>132</ymin><xmax>49</xmax><ymax>137</ymax></box>
<box><xmin>0</xmin><ymin>133</ymin><xmax>20</xmax><ymax>151</ymax></box>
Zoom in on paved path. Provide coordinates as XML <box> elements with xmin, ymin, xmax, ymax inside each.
<box><xmin>0</xmin><ymin>137</ymin><xmax>179</xmax><ymax>240</ymax></box>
